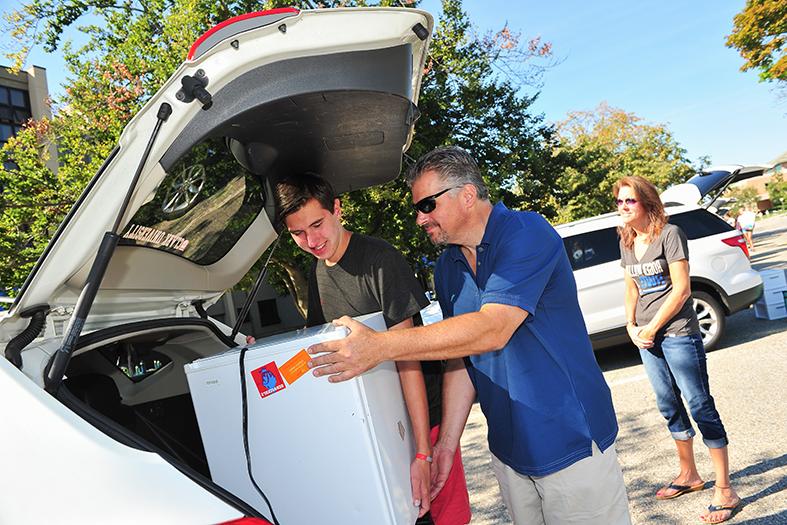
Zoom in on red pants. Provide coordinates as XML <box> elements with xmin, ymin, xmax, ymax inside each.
<box><xmin>428</xmin><ymin>424</ymin><xmax>471</xmax><ymax>525</ymax></box>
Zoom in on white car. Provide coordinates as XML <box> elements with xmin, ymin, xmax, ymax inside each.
<box><xmin>0</xmin><ymin>7</ymin><xmax>432</xmax><ymax>524</ymax></box>
<box><xmin>557</xmin><ymin>172</ymin><xmax>764</xmax><ymax>351</ymax></box>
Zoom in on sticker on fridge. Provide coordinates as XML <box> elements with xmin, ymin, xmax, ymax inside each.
<box><xmin>280</xmin><ymin>349</ymin><xmax>311</xmax><ymax>385</ymax></box>
<box><xmin>251</xmin><ymin>361</ymin><xmax>287</xmax><ymax>398</ymax></box>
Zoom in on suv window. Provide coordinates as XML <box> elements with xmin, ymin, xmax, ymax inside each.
<box><xmin>118</xmin><ymin>136</ymin><xmax>266</xmax><ymax>265</ymax></box>
<box><xmin>683</xmin><ymin>170</ymin><xmax>732</xmax><ymax>197</ymax></box>
<box><xmin>668</xmin><ymin>209</ymin><xmax>733</xmax><ymax>240</ymax></box>
<box><xmin>563</xmin><ymin>227</ymin><xmax>621</xmax><ymax>271</ymax></box>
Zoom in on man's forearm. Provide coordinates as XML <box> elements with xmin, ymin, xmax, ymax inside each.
<box><xmin>397</xmin><ymin>361</ymin><xmax>432</xmax><ymax>454</ymax></box>
<box><xmin>306</xmin><ymin>304</ymin><xmax>526</xmax><ymax>382</ymax></box>
<box><xmin>390</xmin><ymin>318</ymin><xmax>431</xmax><ymax>453</ymax></box>
<box><xmin>437</xmin><ymin>359</ymin><xmax>475</xmax><ymax>450</ymax></box>
<box><xmin>378</xmin><ymin>305</ymin><xmax>527</xmax><ymax>362</ymax></box>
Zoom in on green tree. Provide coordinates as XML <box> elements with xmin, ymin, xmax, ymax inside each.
<box><xmin>724</xmin><ymin>185</ymin><xmax>759</xmax><ymax>217</ymax></box>
<box><xmin>766</xmin><ymin>172</ymin><xmax>787</xmax><ymax>210</ymax></box>
<box><xmin>1</xmin><ymin>0</ymin><xmax>560</xmax><ymax>317</ymax></box>
<box><xmin>726</xmin><ymin>0</ymin><xmax>787</xmax><ymax>84</ymax></box>
<box><xmin>553</xmin><ymin>102</ymin><xmax>697</xmax><ymax>223</ymax></box>
<box><xmin>0</xmin><ymin>120</ymin><xmax>68</xmax><ymax>289</ymax></box>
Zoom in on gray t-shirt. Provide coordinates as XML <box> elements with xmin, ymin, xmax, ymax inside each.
<box><xmin>306</xmin><ymin>233</ymin><xmax>428</xmax><ymax>328</ymax></box>
<box><xmin>620</xmin><ymin>223</ymin><xmax>700</xmax><ymax>337</ymax></box>
<box><xmin>306</xmin><ymin>233</ymin><xmax>444</xmax><ymax>427</ymax></box>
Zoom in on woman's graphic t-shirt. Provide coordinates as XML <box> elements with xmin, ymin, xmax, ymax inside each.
<box><xmin>620</xmin><ymin>223</ymin><xmax>700</xmax><ymax>337</ymax></box>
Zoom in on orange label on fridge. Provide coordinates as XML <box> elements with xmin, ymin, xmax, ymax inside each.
<box><xmin>280</xmin><ymin>349</ymin><xmax>311</xmax><ymax>385</ymax></box>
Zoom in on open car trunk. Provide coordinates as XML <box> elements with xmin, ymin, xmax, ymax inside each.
<box><xmin>0</xmin><ymin>8</ymin><xmax>433</xmax><ymax>522</ymax></box>
<box><xmin>59</xmin><ymin>319</ymin><xmax>236</xmax><ymax>479</ymax></box>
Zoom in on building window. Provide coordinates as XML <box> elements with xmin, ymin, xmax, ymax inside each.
<box><xmin>258</xmin><ymin>298</ymin><xmax>281</xmax><ymax>327</ymax></box>
<box><xmin>0</xmin><ymin>86</ymin><xmax>32</xmax><ymax>147</ymax></box>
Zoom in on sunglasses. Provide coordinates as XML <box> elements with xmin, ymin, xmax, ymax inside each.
<box><xmin>413</xmin><ymin>187</ymin><xmax>460</xmax><ymax>214</ymax></box>
<box><xmin>615</xmin><ymin>198</ymin><xmax>638</xmax><ymax>207</ymax></box>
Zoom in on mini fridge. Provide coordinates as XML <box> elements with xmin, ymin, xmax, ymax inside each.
<box><xmin>184</xmin><ymin>312</ymin><xmax>417</xmax><ymax>525</ymax></box>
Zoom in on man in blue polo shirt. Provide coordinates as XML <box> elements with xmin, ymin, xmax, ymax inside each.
<box><xmin>308</xmin><ymin>147</ymin><xmax>631</xmax><ymax>524</ymax></box>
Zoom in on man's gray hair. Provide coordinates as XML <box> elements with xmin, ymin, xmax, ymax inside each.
<box><xmin>405</xmin><ymin>146</ymin><xmax>489</xmax><ymax>201</ymax></box>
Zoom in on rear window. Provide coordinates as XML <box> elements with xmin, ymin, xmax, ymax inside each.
<box><xmin>668</xmin><ymin>209</ymin><xmax>733</xmax><ymax>240</ymax></box>
<box><xmin>682</xmin><ymin>170</ymin><xmax>731</xmax><ymax>197</ymax></box>
<box><xmin>118</xmin><ymin>136</ymin><xmax>266</xmax><ymax>265</ymax></box>
<box><xmin>563</xmin><ymin>227</ymin><xmax>621</xmax><ymax>271</ymax></box>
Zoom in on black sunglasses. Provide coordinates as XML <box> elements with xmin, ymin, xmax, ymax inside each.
<box><xmin>413</xmin><ymin>187</ymin><xmax>460</xmax><ymax>214</ymax></box>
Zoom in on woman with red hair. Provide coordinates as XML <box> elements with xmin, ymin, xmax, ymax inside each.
<box><xmin>614</xmin><ymin>176</ymin><xmax>740</xmax><ymax>524</ymax></box>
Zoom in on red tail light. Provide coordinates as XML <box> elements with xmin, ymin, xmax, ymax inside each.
<box><xmin>216</xmin><ymin>518</ymin><xmax>274</xmax><ymax>525</ymax></box>
<box><xmin>722</xmin><ymin>234</ymin><xmax>749</xmax><ymax>258</ymax></box>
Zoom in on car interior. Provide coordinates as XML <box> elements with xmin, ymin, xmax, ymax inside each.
<box><xmin>61</xmin><ymin>320</ymin><xmax>235</xmax><ymax>477</ymax></box>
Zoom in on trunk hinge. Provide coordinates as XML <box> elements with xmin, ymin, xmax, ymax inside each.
<box><xmin>176</xmin><ymin>301</ymin><xmax>194</xmax><ymax>318</ymax></box>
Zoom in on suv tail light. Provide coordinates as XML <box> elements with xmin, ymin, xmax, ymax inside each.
<box><xmin>216</xmin><ymin>518</ymin><xmax>274</xmax><ymax>525</ymax></box>
<box><xmin>721</xmin><ymin>234</ymin><xmax>750</xmax><ymax>258</ymax></box>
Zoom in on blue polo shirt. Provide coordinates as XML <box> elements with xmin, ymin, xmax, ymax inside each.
<box><xmin>435</xmin><ymin>203</ymin><xmax>618</xmax><ymax>476</ymax></box>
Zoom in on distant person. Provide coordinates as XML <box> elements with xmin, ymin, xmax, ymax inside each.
<box><xmin>737</xmin><ymin>206</ymin><xmax>756</xmax><ymax>253</ymax></box>
<box><xmin>274</xmin><ymin>173</ymin><xmax>471</xmax><ymax>525</ymax></box>
<box><xmin>308</xmin><ymin>147</ymin><xmax>632</xmax><ymax>524</ymax></box>
<box><xmin>614</xmin><ymin>176</ymin><xmax>741</xmax><ymax>524</ymax></box>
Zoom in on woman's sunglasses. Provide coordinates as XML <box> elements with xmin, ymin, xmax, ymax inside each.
<box><xmin>615</xmin><ymin>198</ymin><xmax>638</xmax><ymax>207</ymax></box>
<box><xmin>413</xmin><ymin>187</ymin><xmax>460</xmax><ymax>214</ymax></box>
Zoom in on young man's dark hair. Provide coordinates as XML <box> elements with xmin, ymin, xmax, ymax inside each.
<box><xmin>274</xmin><ymin>172</ymin><xmax>336</xmax><ymax>227</ymax></box>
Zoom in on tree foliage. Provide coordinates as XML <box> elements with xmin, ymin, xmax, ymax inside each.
<box><xmin>766</xmin><ymin>172</ymin><xmax>787</xmax><ymax>210</ymax></box>
<box><xmin>726</xmin><ymin>0</ymin><xmax>787</xmax><ymax>83</ymax></box>
<box><xmin>1</xmin><ymin>0</ymin><xmax>559</xmax><ymax>315</ymax></box>
<box><xmin>553</xmin><ymin>102</ymin><xmax>698</xmax><ymax>223</ymax></box>
<box><xmin>724</xmin><ymin>185</ymin><xmax>759</xmax><ymax>218</ymax></box>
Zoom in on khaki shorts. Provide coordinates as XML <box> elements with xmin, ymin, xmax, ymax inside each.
<box><xmin>490</xmin><ymin>442</ymin><xmax>631</xmax><ymax>525</ymax></box>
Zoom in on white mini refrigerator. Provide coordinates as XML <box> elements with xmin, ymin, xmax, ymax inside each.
<box><xmin>184</xmin><ymin>313</ymin><xmax>417</xmax><ymax>525</ymax></box>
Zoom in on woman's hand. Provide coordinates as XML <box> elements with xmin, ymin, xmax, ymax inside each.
<box><xmin>638</xmin><ymin>323</ymin><xmax>657</xmax><ymax>344</ymax></box>
<box><xmin>627</xmin><ymin>323</ymin><xmax>654</xmax><ymax>349</ymax></box>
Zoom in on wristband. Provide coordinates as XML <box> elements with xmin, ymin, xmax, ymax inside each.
<box><xmin>415</xmin><ymin>453</ymin><xmax>433</xmax><ymax>463</ymax></box>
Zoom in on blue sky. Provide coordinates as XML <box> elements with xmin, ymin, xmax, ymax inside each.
<box><xmin>420</xmin><ymin>0</ymin><xmax>785</xmax><ymax>167</ymax></box>
<box><xmin>2</xmin><ymin>0</ymin><xmax>785</xmax><ymax>166</ymax></box>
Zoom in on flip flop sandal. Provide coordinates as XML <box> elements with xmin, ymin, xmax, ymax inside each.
<box><xmin>656</xmin><ymin>481</ymin><xmax>706</xmax><ymax>500</ymax></box>
<box><xmin>701</xmin><ymin>501</ymin><xmax>742</xmax><ymax>523</ymax></box>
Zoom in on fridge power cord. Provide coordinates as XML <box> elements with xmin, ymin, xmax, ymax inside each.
<box><xmin>239</xmin><ymin>344</ymin><xmax>281</xmax><ymax>525</ymax></box>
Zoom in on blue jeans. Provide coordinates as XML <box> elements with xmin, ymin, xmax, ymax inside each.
<box><xmin>639</xmin><ymin>333</ymin><xmax>728</xmax><ymax>448</ymax></box>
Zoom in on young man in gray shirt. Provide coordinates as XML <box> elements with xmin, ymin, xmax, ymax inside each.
<box><xmin>274</xmin><ymin>173</ymin><xmax>471</xmax><ymax>525</ymax></box>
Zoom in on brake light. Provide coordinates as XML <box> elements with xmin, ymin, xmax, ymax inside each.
<box><xmin>216</xmin><ymin>518</ymin><xmax>274</xmax><ymax>525</ymax></box>
<box><xmin>188</xmin><ymin>7</ymin><xmax>301</xmax><ymax>60</ymax></box>
<box><xmin>722</xmin><ymin>234</ymin><xmax>749</xmax><ymax>258</ymax></box>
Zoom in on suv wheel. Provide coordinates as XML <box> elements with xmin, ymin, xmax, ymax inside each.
<box><xmin>692</xmin><ymin>291</ymin><xmax>726</xmax><ymax>351</ymax></box>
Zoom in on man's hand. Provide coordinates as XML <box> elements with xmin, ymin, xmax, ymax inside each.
<box><xmin>246</xmin><ymin>335</ymin><xmax>255</xmax><ymax>345</ymax></box>
<box><xmin>410</xmin><ymin>456</ymin><xmax>431</xmax><ymax>517</ymax></box>
<box><xmin>307</xmin><ymin>316</ymin><xmax>384</xmax><ymax>382</ymax></box>
<box><xmin>429</xmin><ymin>442</ymin><xmax>455</xmax><ymax>501</ymax></box>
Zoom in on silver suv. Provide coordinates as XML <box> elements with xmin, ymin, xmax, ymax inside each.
<box><xmin>556</xmin><ymin>202</ymin><xmax>763</xmax><ymax>351</ymax></box>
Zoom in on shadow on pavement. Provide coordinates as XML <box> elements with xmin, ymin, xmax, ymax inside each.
<box><xmin>752</xmin><ymin>225</ymin><xmax>787</xmax><ymax>240</ymax></box>
<box><xmin>714</xmin><ymin>309</ymin><xmax>787</xmax><ymax>351</ymax></box>
<box><xmin>595</xmin><ymin>343</ymin><xmax>642</xmax><ymax>372</ymax></box>
<box><xmin>733</xmin><ymin>453</ymin><xmax>787</xmax><ymax>511</ymax></box>
<box><xmin>736</xmin><ymin>510</ymin><xmax>787</xmax><ymax>525</ymax></box>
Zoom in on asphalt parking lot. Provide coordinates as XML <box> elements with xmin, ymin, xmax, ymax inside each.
<box><xmin>459</xmin><ymin>213</ymin><xmax>787</xmax><ymax>525</ymax></box>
